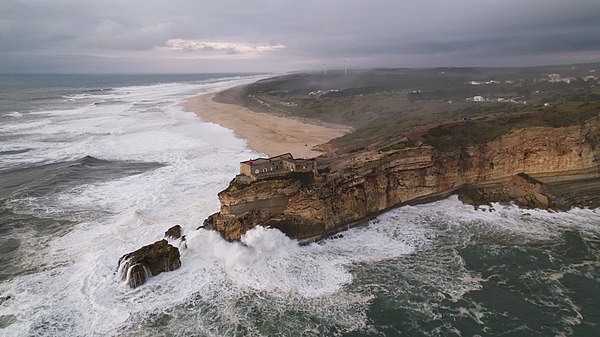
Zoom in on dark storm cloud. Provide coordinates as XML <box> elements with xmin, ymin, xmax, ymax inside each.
<box><xmin>1</xmin><ymin>0</ymin><xmax>599</xmax><ymax>73</ymax></box>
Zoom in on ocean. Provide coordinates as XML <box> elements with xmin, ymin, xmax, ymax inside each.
<box><xmin>0</xmin><ymin>74</ymin><xmax>599</xmax><ymax>337</ymax></box>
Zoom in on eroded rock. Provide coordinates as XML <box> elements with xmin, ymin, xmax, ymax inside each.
<box><xmin>204</xmin><ymin>115</ymin><xmax>600</xmax><ymax>242</ymax></box>
<box><xmin>117</xmin><ymin>239</ymin><xmax>181</xmax><ymax>288</ymax></box>
<box><xmin>458</xmin><ymin>173</ymin><xmax>561</xmax><ymax>210</ymax></box>
<box><xmin>164</xmin><ymin>225</ymin><xmax>182</xmax><ymax>240</ymax></box>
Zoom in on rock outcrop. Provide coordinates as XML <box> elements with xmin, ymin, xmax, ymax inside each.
<box><xmin>164</xmin><ymin>225</ymin><xmax>182</xmax><ymax>240</ymax></box>
<box><xmin>457</xmin><ymin>173</ymin><xmax>566</xmax><ymax>209</ymax></box>
<box><xmin>205</xmin><ymin>114</ymin><xmax>600</xmax><ymax>242</ymax></box>
<box><xmin>117</xmin><ymin>239</ymin><xmax>181</xmax><ymax>288</ymax></box>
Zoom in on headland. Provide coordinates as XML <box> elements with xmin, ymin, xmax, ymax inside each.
<box><xmin>196</xmin><ymin>65</ymin><xmax>600</xmax><ymax>242</ymax></box>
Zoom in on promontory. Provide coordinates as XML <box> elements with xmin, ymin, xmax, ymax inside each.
<box><xmin>198</xmin><ymin>64</ymin><xmax>600</xmax><ymax>242</ymax></box>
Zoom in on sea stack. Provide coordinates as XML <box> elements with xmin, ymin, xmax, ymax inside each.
<box><xmin>117</xmin><ymin>239</ymin><xmax>181</xmax><ymax>288</ymax></box>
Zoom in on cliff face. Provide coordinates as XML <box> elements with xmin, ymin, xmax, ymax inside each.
<box><xmin>459</xmin><ymin>123</ymin><xmax>599</xmax><ymax>183</ymax></box>
<box><xmin>204</xmin><ymin>115</ymin><xmax>600</xmax><ymax>242</ymax></box>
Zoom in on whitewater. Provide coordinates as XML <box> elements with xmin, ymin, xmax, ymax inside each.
<box><xmin>1</xmin><ymin>74</ymin><xmax>599</xmax><ymax>336</ymax></box>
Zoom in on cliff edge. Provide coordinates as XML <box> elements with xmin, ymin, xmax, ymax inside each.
<box><xmin>204</xmin><ymin>113</ymin><xmax>600</xmax><ymax>242</ymax></box>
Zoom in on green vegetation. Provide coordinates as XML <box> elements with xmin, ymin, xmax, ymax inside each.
<box><xmin>540</xmin><ymin>101</ymin><xmax>600</xmax><ymax>127</ymax></box>
<box><xmin>421</xmin><ymin>99</ymin><xmax>600</xmax><ymax>149</ymax></box>
<box><xmin>216</xmin><ymin>63</ymin><xmax>600</xmax><ymax>154</ymax></box>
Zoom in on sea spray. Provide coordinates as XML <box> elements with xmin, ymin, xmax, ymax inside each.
<box><xmin>0</xmin><ymin>74</ymin><xmax>269</xmax><ymax>335</ymax></box>
<box><xmin>1</xmin><ymin>74</ymin><xmax>599</xmax><ymax>336</ymax></box>
<box><xmin>3</xmin><ymin>194</ymin><xmax>600</xmax><ymax>335</ymax></box>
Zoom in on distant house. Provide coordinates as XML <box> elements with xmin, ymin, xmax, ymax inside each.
<box><xmin>239</xmin><ymin>153</ymin><xmax>317</xmax><ymax>181</ymax></box>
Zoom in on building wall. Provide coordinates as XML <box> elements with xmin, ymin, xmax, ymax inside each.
<box><xmin>288</xmin><ymin>159</ymin><xmax>316</xmax><ymax>172</ymax></box>
<box><xmin>240</xmin><ymin>157</ymin><xmax>317</xmax><ymax>179</ymax></box>
<box><xmin>241</xmin><ymin>160</ymin><xmax>284</xmax><ymax>178</ymax></box>
<box><xmin>240</xmin><ymin>163</ymin><xmax>253</xmax><ymax>176</ymax></box>
<box><xmin>282</xmin><ymin>160</ymin><xmax>295</xmax><ymax>171</ymax></box>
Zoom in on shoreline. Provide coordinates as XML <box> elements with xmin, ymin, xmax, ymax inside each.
<box><xmin>185</xmin><ymin>90</ymin><xmax>350</xmax><ymax>158</ymax></box>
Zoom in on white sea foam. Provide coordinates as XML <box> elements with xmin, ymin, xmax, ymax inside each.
<box><xmin>0</xmin><ymin>76</ymin><xmax>433</xmax><ymax>333</ymax></box>
<box><xmin>3</xmin><ymin>111</ymin><xmax>23</xmax><ymax>118</ymax></box>
<box><xmin>3</xmin><ymin>189</ymin><xmax>600</xmax><ymax>336</ymax></box>
<box><xmin>0</xmin><ymin>75</ymin><xmax>265</xmax><ymax>166</ymax></box>
<box><xmin>1</xmin><ymin>75</ymin><xmax>600</xmax><ymax>336</ymax></box>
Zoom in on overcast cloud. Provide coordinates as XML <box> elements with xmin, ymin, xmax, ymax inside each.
<box><xmin>1</xmin><ymin>0</ymin><xmax>599</xmax><ymax>73</ymax></box>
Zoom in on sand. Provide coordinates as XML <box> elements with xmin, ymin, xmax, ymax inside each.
<box><xmin>185</xmin><ymin>92</ymin><xmax>350</xmax><ymax>158</ymax></box>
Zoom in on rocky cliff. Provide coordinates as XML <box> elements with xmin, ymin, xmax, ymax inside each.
<box><xmin>204</xmin><ymin>114</ymin><xmax>600</xmax><ymax>242</ymax></box>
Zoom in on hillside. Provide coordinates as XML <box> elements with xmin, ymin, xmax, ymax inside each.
<box><xmin>216</xmin><ymin>63</ymin><xmax>600</xmax><ymax>154</ymax></box>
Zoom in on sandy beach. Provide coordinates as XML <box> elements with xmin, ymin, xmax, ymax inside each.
<box><xmin>185</xmin><ymin>91</ymin><xmax>350</xmax><ymax>158</ymax></box>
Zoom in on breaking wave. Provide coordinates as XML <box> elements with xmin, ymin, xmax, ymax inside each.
<box><xmin>1</xmin><ymin>73</ymin><xmax>598</xmax><ymax>336</ymax></box>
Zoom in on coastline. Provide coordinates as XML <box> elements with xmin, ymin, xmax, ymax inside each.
<box><xmin>185</xmin><ymin>90</ymin><xmax>350</xmax><ymax>158</ymax></box>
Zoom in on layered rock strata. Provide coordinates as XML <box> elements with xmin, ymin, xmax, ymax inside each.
<box><xmin>205</xmin><ymin>115</ymin><xmax>600</xmax><ymax>242</ymax></box>
<box><xmin>457</xmin><ymin>173</ymin><xmax>562</xmax><ymax>209</ymax></box>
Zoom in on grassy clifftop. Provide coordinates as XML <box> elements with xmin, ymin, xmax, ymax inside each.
<box><xmin>216</xmin><ymin>63</ymin><xmax>600</xmax><ymax>154</ymax></box>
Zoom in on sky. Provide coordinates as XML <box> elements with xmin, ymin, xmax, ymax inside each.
<box><xmin>1</xmin><ymin>0</ymin><xmax>600</xmax><ymax>73</ymax></box>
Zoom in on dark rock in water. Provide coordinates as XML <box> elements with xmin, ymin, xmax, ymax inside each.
<box><xmin>164</xmin><ymin>225</ymin><xmax>182</xmax><ymax>240</ymax></box>
<box><xmin>126</xmin><ymin>264</ymin><xmax>147</xmax><ymax>289</ymax></box>
<box><xmin>117</xmin><ymin>239</ymin><xmax>181</xmax><ymax>288</ymax></box>
<box><xmin>0</xmin><ymin>296</ymin><xmax>11</xmax><ymax>305</ymax></box>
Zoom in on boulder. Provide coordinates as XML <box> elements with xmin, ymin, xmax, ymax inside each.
<box><xmin>504</xmin><ymin>173</ymin><xmax>550</xmax><ymax>209</ymax></box>
<box><xmin>126</xmin><ymin>264</ymin><xmax>147</xmax><ymax>289</ymax></box>
<box><xmin>117</xmin><ymin>239</ymin><xmax>181</xmax><ymax>288</ymax></box>
<box><xmin>164</xmin><ymin>225</ymin><xmax>182</xmax><ymax>240</ymax></box>
<box><xmin>458</xmin><ymin>173</ymin><xmax>557</xmax><ymax>210</ymax></box>
<box><xmin>533</xmin><ymin>192</ymin><xmax>549</xmax><ymax>208</ymax></box>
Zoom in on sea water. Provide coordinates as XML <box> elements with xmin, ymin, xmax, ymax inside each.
<box><xmin>0</xmin><ymin>74</ymin><xmax>599</xmax><ymax>336</ymax></box>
